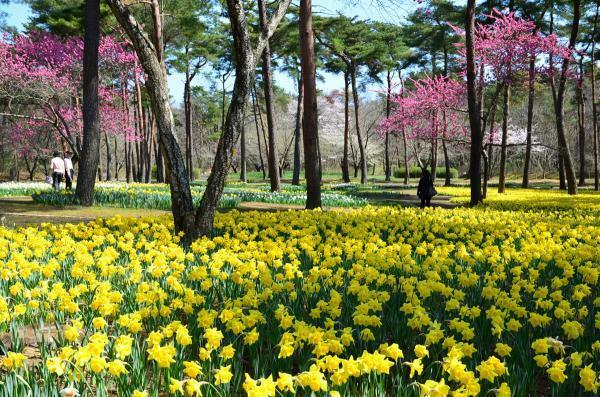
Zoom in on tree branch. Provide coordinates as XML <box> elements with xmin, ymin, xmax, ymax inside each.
<box><xmin>254</xmin><ymin>0</ymin><xmax>292</xmax><ymax>61</ymax></box>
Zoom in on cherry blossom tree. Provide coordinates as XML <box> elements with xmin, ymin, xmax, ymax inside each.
<box><xmin>0</xmin><ymin>32</ymin><xmax>137</xmax><ymax>162</ymax></box>
<box><xmin>380</xmin><ymin>75</ymin><xmax>467</xmax><ymax>184</ymax></box>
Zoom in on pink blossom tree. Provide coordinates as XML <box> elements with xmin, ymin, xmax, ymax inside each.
<box><xmin>0</xmin><ymin>32</ymin><xmax>137</xmax><ymax>164</ymax></box>
<box><xmin>380</xmin><ymin>74</ymin><xmax>467</xmax><ymax>185</ymax></box>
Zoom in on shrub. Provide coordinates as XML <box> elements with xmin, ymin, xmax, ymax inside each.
<box><xmin>393</xmin><ymin>166</ymin><xmax>458</xmax><ymax>180</ymax></box>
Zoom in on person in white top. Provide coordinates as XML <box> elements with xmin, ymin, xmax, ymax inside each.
<box><xmin>64</xmin><ymin>151</ymin><xmax>74</xmax><ymax>191</ymax></box>
<box><xmin>50</xmin><ymin>151</ymin><xmax>65</xmax><ymax>189</ymax></box>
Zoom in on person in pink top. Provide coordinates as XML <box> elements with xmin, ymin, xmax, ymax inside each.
<box><xmin>50</xmin><ymin>151</ymin><xmax>65</xmax><ymax>189</ymax></box>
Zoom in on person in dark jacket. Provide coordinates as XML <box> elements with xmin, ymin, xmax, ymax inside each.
<box><xmin>417</xmin><ymin>169</ymin><xmax>435</xmax><ymax>208</ymax></box>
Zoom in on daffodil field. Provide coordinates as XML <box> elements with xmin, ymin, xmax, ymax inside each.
<box><xmin>0</xmin><ymin>185</ymin><xmax>599</xmax><ymax>396</ymax></box>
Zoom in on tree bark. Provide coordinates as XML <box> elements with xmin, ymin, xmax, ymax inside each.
<box><xmin>553</xmin><ymin>0</ymin><xmax>580</xmax><ymax>195</ymax></box>
<box><xmin>350</xmin><ymin>65</ymin><xmax>367</xmax><ymax>184</ymax></box>
<box><xmin>106</xmin><ymin>0</ymin><xmax>196</xmax><ymax>235</ymax></box>
<box><xmin>252</xmin><ymin>91</ymin><xmax>266</xmax><ymax>179</ymax></box>
<box><xmin>258</xmin><ymin>0</ymin><xmax>281</xmax><ymax>192</ymax></box>
<box><xmin>498</xmin><ymin>83</ymin><xmax>510</xmax><ymax>193</ymax></box>
<box><xmin>76</xmin><ymin>0</ymin><xmax>101</xmax><ymax>206</ymax></box>
<box><xmin>465</xmin><ymin>0</ymin><xmax>483</xmax><ymax>205</ymax></box>
<box><xmin>239</xmin><ymin>113</ymin><xmax>247</xmax><ymax>182</ymax></box>
<box><xmin>592</xmin><ymin>6</ymin><xmax>599</xmax><ymax>190</ymax></box>
<box><xmin>522</xmin><ymin>57</ymin><xmax>535</xmax><ymax>187</ymax></box>
<box><xmin>341</xmin><ymin>71</ymin><xmax>351</xmax><ymax>182</ymax></box>
<box><xmin>577</xmin><ymin>56</ymin><xmax>585</xmax><ymax>186</ymax></box>
<box><xmin>299</xmin><ymin>0</ymin><xmax>321</xmax><ymax>208</ymax></box>
<box><xmin>104</xmin><ymin>131</ymin><xmax>112</xmax><ymax>181</ymax></box>
<box><xmin>292</xmin><ymin>74</ymin><xmax>303</xmax><ymax>185</ymax></box>
<box><xmin>184</xmin><ymin>49</ymin><xmax>194</xmax><ymax>180</ymax></box>
<box><xmin>384</xmin><ymin>69</ymin><xmax>392</xmax><ymax>181</ymax></box>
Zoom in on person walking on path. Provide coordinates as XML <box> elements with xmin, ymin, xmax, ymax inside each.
<box><xmin>417</xmin><ymin>168</ymin><xmax>436</xmax><ymax>208</ymax></box>
<box><xmin>64</xmin><ymin>151</ymin><xmax>74</xmax><ymax>191</ymax></box>
<box><xmin>50</xmin><ymin>151</ymin><xmax>65</xmax><ymax>190</ymax></box>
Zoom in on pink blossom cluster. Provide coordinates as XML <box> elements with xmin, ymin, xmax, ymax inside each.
<box><xmin>380</xmin><ymin>75</ymin><xmax>467</xmax><ymax>141</ymax></box>
<box><xmin>0</xmin><ymin>32</ymin><xmax>140</xmax><ymax>154</ymax></box>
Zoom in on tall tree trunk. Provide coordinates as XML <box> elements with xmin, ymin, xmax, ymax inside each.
<box><xmin>341</xmin><ymin>71</ymin><xmax>351</xmax><ymax>182</ymax></box>
<box><xmin>577</xmin><ymin>57</ymin><xmax>586</xmax><ymax>186</ymax></box>
<box><xmin>76</xmin><ymin>0</ymin><xmax>101</xmax><ymax>206</ymax></box>
<box><xmin>258</xmin><ymin>0</ymin><xmax>280</xmax><ymax>192</ymax></box>
<box><xmin>125</xmin><ymin>139</ymin><xmax>131</xmax><ymax>182</ymax></box>
<box><xmin>592</xmin><ymin>5</ymin><xmax>599</xmax><ymax>190</ymax></box>
<box><xmin>558</xmin><ymin>153</ymin><xmax>566</xmax><ymax>189</ymax></box>
<box><xmin>104</xmin><ymin>131</ymin><xmax>112</xmax><ymax>181</ymax></box>
<box><xmin>239</xmin><ymin>110</ymin><xmax>247</xmax><ymax>182</ymax></box>
<box><xmin>114</xmin><ymin>135</ymin><xmax>118</xmax><ymax>180</ymax></box>
<box><xmin>553</xmin><ymin>0</ymin><xmax>580</xmax><ymax>195</ymax></box>
<box><xmin>465</xmin><ymin>0</ymin><xmax>483</xmax><ymax>205</ymax></box>
<box><xmin>522</xmin><ymin>57</ymin><xmax>535</xmax><ymax>187</ymax></box>
<box><xmin>184</xmin><ymin>50</ymin><xmax>194</xmax><ymax>180</ymax></box>
<box><xmin>384</xmin><ymin>69</ymin><xmax>392</xmax><ymax>181</ymax></box>
<box><xmin>252</xmin><ymin>91</ymin><xmax>266</xmax><ymax>179</ymax></box>
<box><xmin>350</xmin><ymin>65</ymin><xmax>367</xmax><ymax>184</ymax></box>
<box><xmin>498</xmin><ymin>83</ymin><xmax>510</xmax><ymax>193</ymax></box>
<box><xmin>299</xmin><ymin>0</ymin><xmax>321</xmax><ymax>208</ymax></box>
<box><xmin>292</xmin><ymin>74</ymin><xmax>303</xmax><ymax>185</ymax></box>
<box><xmin>402</xmin><ymin>126</ymin><xmax>409</xmax><ymax>184</ymax></box>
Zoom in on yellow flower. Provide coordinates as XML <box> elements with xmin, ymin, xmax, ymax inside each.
<box><xmin>497</xmin><ymin>382</ymin><xmax>511</xmax><ymax>397</ymax></box>
<box><xmin>181</xmin><ymin>361</ymin><xmax>201</xmax><ymax>379</ymax></box>
<box><xmin>114</xmin><ymin>335</ymin><xmax>133</xmax><ymax>360</ymax></box>
<box><xmin>1</xmin><ymin>352</ymin><xmax>27</xmax><ymax>370</ymax></box>
<box><xmin>215</xmin><ymin>365</ymin><xmax>233</xmax><ymax>385</ymax></box>
<box><xmin>89</xmin><ymin>356</ymin><xmax>107</xmax><ymax>373</ymax></box>
<box><xmin>405</xmin><ymin>358</ymin><xmax>424</xmax><ymax>378</ymax></box>
<box><xmin>148</xmin><ymin>344</ymin><xmax>176</xmax><ymax>368</ymax></box>
<box><xmin>414</xmin><ymin>344</ymin><xmax>429</xmax><ymax>359</ymax></box>
<box><xmin>534</xmin><ymin>355</ymin><xmax>548</xmax><ymax>368</ymax></box>
<box><xmin>419</xmin><ymin>379</ymin><xmax>450</xmax><ymax>397</ymax></box>
<box><xmin>204</xmin><ymin>328</ymin><xmax>223</xmax><ymax>350</ymax></box>
<box><xmin>296</xmin><ymin>365</ymin><xmax>327</xmax><ymax>392</ymax></box>
<box><xmin>219</xmin><ymin>344</ymin><xmax>236</xmax><ymax>360</ymax></box>
<box><xmin>276</xmin><ymin>372</ymin><xmax>295</xmax><ymax>392</ymax></box>
<box><xmin>494</xmin><ymin>343</ymin><xmax>512</xmax><ymax>358</ymax></box>
<box><xmin>579</xmin><ymin>365</ymin><xmax>598</xmax><ymax>393</ymax></box>
<box><xmin>547</xmin><ymin>359</ymin><xmax>567</xmax><ymax>383</ymax></box>
<box><xmin>107</xmin><ymin>359</ymin><xmax>128</xmax><ymax>377</ymax></box>
<box><xmin>132</xmin><ymin>390</ymin><xmax>148</xmax><ymax>397</ymax></box>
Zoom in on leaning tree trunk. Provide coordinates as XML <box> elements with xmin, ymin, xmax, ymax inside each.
<box><xmin>498</xmin><ymin>82</ymin><xmax>510</xmax><ymax>193</ymax></box>
<box><xmin>341</xmin><ymin>71</ymin><xmax>351</xmax><ymax>183</ymax></box>
<box><xmin>252</xmin><ymin>92</ymin><xmax>266</xmax><ymax>179</ymax></box>
<box><xmin>350</xmin><ymin>66</ymin><xmax>367</xmax><ymax>184</ymax></box>
<box><xmin>299</xmin><ymin>0</ymin><xmax>321</xmax><ymax>208</ymax></box>
<box><xmin>106</xmin><ymin>0</ymin><xmax>196</xmax><ymax>236</ymax></box>
<box><xmin>554</xmin><ymin>0</ymin><xmax>581</xmax><ymax>195</ymax></box>
<box><xmin>194</xmin><ymin>0</ymin><xmax>291</xmax><ymax>236</ymax></box>
<box><xmin>258</xmin><ymin>0</ymin><xmax>280</xmax><ymax>192</ymax></box>
<box><xmin>465</xmin><ymin>0</ymin><xmax>483</xmax><ymax>205</ymax></box>
<box><xmin>184</xmin><ymin>57</ymin><xmax>194</xmax><ymax>181</ymax></box>
<box><xmin>522</xmin><ymin>57</ymin><xmax>535</xmax><ymax>188</ymax></box>
<box><xmin>292</xmin><ymin>74</ymin><xmax>303</xmax><ymax>185</ymax></box>
<box><xmin>104</xmin><ymin>131</ymin><xmax>112</xmax><ymax>181</ymax></box>
<box><xmin>76</xmin><ymin>0</ymin><xmax>101</xmax><ymax>206</ymax></box>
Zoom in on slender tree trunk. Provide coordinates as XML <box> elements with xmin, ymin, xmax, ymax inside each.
<box><xmin>292</xmin><ymin>74</ymin><xmax>303</xmax><ymax>185</ymax></box>
<box><xmin>258</xmin><ymin>0</ymin><xmax>280</xmax><ymax>192</ymax></box>
<box><xmin>104</xmin><ymin>131</ymin><xmax>111</xmax><ymax>181</ymax></box>
<box><xmin>240</xmin><ymin>110</ymin><xmax>247</xmax><ymax>182</ymax></box>
<box><xmin>125</xmin><ymin>139</ymin><xmax>131</xmax><ymax>182</ymax></box>
<box><xmin>402</xmin><ymin>126</ymin><xmax>409</xmax><ymax>184</ymax></box>
<box><xmin>466</xmin><ymin>0</ymin><xmax>483</xmax><ymax>205</ymax></box>
<box><xmin>184</xmin><ymin>50</ymin><xmax>194</xmax><ymax>180</ymax></box>
<box><xmin>553</xmin><ymin>0</ymin><xmax>581</xmax><ymax>195</ymax></box>
<box><xmin>76</xmin><ymin>0</ymin><xmax>101</xmax><ymax>206</ymax></box>
<box><xmin>522</xmin><ymin>57</ymin><xmax>535</xmax><ymax>187</ymax></box>
<box><xmin>341</xmin><ymin>71</ymin><xmax>351</xmax><ymax>182</ymax></box>
<box><xmin>498</xmin><ymin>83</ymin><xmax>510</xmax><ymax>193</ymax></box>
<box><xmin>252</xmin><ymin>91</ymin><xmax>266</xmax><ymax>179</ymax></box>
<box><xmin>299</xmin><ymin>0</ymin><xmax>321</xmax><ymax>208</ymax></box>
<box><xmin>114</xmin><ymin>136</ymin><xmax>118</xmax><ymax>180</ymax></box>
<box><xmin>577</xmin><ymin>57</ymin><xmax>586</xmax><ymax>186</ymax></box>
<box><xmin>592</xmin><ymin>7</ymin><xmax>599</xmax><ymax>190</ymax></box>
<box><xmin>384</xmin><ymin>69</ymin><xmax>392</xmax><ymax>181</ymax></box>
<box><xmin>350</xmin><ymin>65</ymin><xmax>367</xmax><ymax>184</ymax></box>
